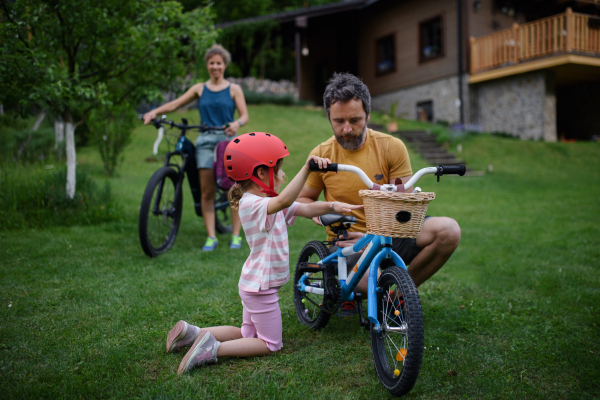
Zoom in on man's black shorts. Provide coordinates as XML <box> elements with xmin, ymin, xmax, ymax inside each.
<box><xmin>328</xmin><ymin>216</ymin><xmax>431</xmax><ymax>270</ymax></box>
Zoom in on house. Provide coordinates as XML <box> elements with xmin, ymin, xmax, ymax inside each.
<box><xmin>218</xmin><ymin>0</ymin><xmax>600</xmax><ymax>141</ymax></box>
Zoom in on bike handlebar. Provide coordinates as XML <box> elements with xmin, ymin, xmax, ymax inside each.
<box><xmin>144</xmin><ymin>116</ymin><xmax>225</xmax><ymax>133</ymax></box>
<box><xmin>309</xmin><ymin>160</ymin><xmax>466</xmax><ymax>192</ymax></box>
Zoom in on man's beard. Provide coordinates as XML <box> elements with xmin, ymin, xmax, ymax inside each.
<box><xmin>335</xmin><ymin>125</ymin><xmax>367</xmax><ymax>150</ymax></box>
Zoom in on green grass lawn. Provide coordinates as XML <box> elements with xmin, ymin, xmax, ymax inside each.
<box><xmin>1</xmin><ymin>105</ymin><xmax>599</xmax><ymax>399</ymax></box>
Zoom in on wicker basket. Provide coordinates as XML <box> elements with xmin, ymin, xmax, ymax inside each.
<box><xmin>359</xmin><ymin>190</ymin><xmax>436</xmax><ymax>238</ymax></box>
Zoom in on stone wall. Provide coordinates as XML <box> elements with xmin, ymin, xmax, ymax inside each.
<box><xmin>226</xmin><ymin>77</ymin><xmax>298</xmax><ymax>97</ymax></box>
<box><xmin>469</xmin><ymin>71</ymin><xmax>557</xmax><ymax>141</ymax></box>
<box><xmin>371</xmin><ymin>74</ymin><xmax>470</xmax><ymax>125</ymax></box>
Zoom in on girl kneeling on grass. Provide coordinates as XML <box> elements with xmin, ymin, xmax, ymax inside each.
<box><xmin>167</xmin><ymin>132</ymin><xmax>363</xmax><ymax>374</ymax></box>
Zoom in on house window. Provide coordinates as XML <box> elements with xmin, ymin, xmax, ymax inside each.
<box><xmin>419</xmin><ymin>16</ymin><xmax>444</xmax><ymax>63</ymax></box>
<box><xmin>416</xmin><ymin>100</ymin><xmax>433</xmax><ymax>122</ymax></box>
<box><xmin>376</xmin><ymin>34</ymin><xmax>395</xmax><ymax>76</ymax></box>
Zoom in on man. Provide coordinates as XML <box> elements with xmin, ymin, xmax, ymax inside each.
<box><xmin>297</xmin><ymin>73</ymin><xmax>461</xmax><ymax>305</ymax></box>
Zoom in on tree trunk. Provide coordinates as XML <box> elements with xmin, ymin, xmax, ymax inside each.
<box><xmin>32</xmin><ymin>109</ymin><xmax>47</xmax><ymax>131</ymax></box>
<box><xmin>62</xmin><ymin>109</ymin><xmax>76</xmax><ymax>199</ymax></box>
<box><xmin>54</xmin><ymin>116</ymin><xmax>65</xmax><ymax>147</ymax></box>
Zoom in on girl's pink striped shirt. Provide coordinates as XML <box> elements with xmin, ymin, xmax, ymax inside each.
<box><xmin>238</xmin><ymin>193</ymin><xmax>300</xmax><ymax>292</ymax></box>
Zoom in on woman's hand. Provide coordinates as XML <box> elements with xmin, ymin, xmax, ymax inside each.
<box><xmin>143</xmin><ymin>111</ymin><xmax>157</xmax><ymax>125</ymax></box>
<box><xmin>305</xmin><ymin>155</ymin><xmax>331</xmax><ymax>171</ymax></box>
<box><xmin>224</xmin><ymin>121</ymin><xmax>240</xmax><ymax>136</ymax></box>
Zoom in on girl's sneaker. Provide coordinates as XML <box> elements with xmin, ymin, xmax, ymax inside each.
<box><xmin>166</xmin><ymin>320</ymin><xmax>201</xmax><ymax>353</ymax></box>
<box><xmin>202</xmin><ymin>237</ymin><xmax>218</xmax><ymax>251</ymax></box>
<box><xmin>229</xmin><ymin>235</ymin><xmax>242</xmax><ymax>249</ymax></box>
<box><xmin>177</xmin><ymin>329</ymin><xmax>221</xmax><ymax>375</ymax></box>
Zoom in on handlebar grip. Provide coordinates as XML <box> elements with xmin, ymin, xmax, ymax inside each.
<box><xmin>438</xmin><ymin>164</ymin><xmax>466</xmax><ymax>176</ymax></box>
<box><xmin>308</xmin><ymin>160</ymin><xmax>338</xmax><ymax>173</ymax></box>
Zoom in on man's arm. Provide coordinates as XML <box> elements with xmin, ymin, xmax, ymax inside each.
<box><xmin>297</xmin><ymin>185</ymin><xmax>321</xmax><ymax>204</ymax></box>
<box><xmin>390</xmin><ymin>175</ymin><xmax>414</xmax><ymax>193</ymax></box>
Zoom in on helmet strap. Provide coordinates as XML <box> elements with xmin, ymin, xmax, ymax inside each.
<box><xmin>249</xmin><ymin>167</ymin><xmax>279</xmax><ymax>197</ymax></box>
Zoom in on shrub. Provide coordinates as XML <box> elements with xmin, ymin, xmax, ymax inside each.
<box><xmin>0</xmin><ymin>165</ymin><xmax>121</xmax><ymax>230</ymax></box>
<box><xmin>88</xmin><ymin>104</ymin><xmax>136</xmax><ymax>176</ymax></box>
<box><xmin>243</xmin><ymin>90</ymin><xmax>313</xmax><ymax>106</ymax></box>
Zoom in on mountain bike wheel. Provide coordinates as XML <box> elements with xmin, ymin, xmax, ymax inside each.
<box><xmin>293</xmin><ymin>241</ymin><xmax>335</xmax><ymax>330</ymax></box>
<box><xmin>139</xmin><ymin>167</ymin><xmax>183</xmax><ymax>257</ymax></box>
<box><xmin>214</xmin><ymin>187</ymin><xmax>233</xmax><ymax>234</ymax></box>
<box><xmin>371</xmin><ymin>266</ymin><xmax>424</xmax><ymax>397</ymax></box>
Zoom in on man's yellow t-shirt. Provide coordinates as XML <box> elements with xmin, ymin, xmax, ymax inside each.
<box><xmin>306</xmin><ymin>129</ymin><xmax>412</xmax><ymax>241</ymax></box>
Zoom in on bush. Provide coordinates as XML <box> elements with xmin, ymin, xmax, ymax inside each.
<box><xmin>243</xmin><ymin>90</ymin><xmax>313</xmax><ymax>106</ymax></box>
<box><xmin>88</xmin><ymin>104</ymin><xmax>136</xmax><ymax>176</ymax></box>
<box><xmin>0</xmin><ymin>164</ymin><xmax>121</xmax><ymax>230</ymax></box>
<box><xmin>0</xmin><ymin>114</ymin><xmax>56</xmax><ymax>164</ymax></box>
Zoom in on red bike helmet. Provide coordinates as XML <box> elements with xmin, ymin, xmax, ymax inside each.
<box><xmin>224</xmin><ymin>132</ymin><xmax>290</xmax><ymax>197</ymax></box>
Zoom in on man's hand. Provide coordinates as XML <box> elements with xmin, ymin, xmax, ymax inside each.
<box><xmin>312</xmin><ymin>217</ymin><xmax>322</xmax><ymax>226</ymax></box>
<box><xmin>335</xmin><ymin>231</ymin><xmax>365</xmax><ymax>248</ymax></box>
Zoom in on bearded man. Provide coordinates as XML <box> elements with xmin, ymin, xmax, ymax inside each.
<box><xmin>297</xmin><ymin>73</ymin><xmax>461</xmax><ymax>312</ymax></box>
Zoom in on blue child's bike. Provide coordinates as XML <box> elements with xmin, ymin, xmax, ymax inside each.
<box><xmin>294</xmin><ymin>161</ymin><xmax>465</xmax><ymax>397</ymax></box>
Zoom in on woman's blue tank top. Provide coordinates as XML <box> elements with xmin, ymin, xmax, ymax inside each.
<box><xmin>198</xmin><ymin>84</ymin><xmax>236</xmax><ymax>127</ymax></box>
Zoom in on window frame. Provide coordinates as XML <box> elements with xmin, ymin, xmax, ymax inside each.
<box><xmin>374</xmin><ymin>32</ymin><xmax>396</xmax><ymax>77</ymax></box>
<box><xmin>418</xmin><ymin>14</ymin><xmax>445</xmax><ymax>64</ymax></box>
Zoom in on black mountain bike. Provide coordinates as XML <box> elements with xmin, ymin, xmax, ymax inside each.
<box><xmin>139</xmin><ymin>117</ymin><xmax>232</xmax><ymax>257</ymax></box>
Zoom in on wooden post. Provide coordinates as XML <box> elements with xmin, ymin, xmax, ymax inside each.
<box><xmin>512</xmin><ymin>23</ymin><xmax>519</xmax><ymax>64</ymax></box>
<box><xmin>566</xmin><ymin>7</ymin><xmax>573</xmax><ymax>53</ymax></box>
<box><xmin>469</xmin><ymin>37</ymin><xmax>475</xmax><ymax>74</ymax></box>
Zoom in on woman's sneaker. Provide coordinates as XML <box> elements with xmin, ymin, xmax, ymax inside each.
<box><xmin>166</xmin><ymin>320</ymin><xmax>201</xmax><ymax>353</ymax></box>
<box><xmin>229</xmin><ymin>235</ymin><xmax>242</xmax><ymax>249</ymax></box>
<box><xmin>202</xmin><ymin>237</ymin><xmax>218</xmax><ymax>251</ymax></box>
<box><xmin>177</xmin><ymin>329</ymin><xmax>221</xmax><ymax>375</ymax></box>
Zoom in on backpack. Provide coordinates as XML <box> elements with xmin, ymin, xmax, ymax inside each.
<box><xmin>213</xmin><ymin>139</ymin><xmax>234</xmax><ymax>191</ymax></box>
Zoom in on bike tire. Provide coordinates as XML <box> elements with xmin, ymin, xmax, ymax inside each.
<box><xmin>371</xmin><ymin>266</ymin><xmax>424</xmax><ymax>397</ymax></box>
<box><xmin>139</xmin><ymin>167</ymin><xmax>183</xmax><ymax>257</ymax></box>
<box><xmin>214</xmin><ymin>187</ymin><xmax>233</xmax><ymax>234</ymax></box>
<box><xmin>293</xmin><ymin>241</ymin><xmax>333</xmax><ymax>330</ymax></box>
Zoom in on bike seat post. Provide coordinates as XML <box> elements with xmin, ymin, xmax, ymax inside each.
<box><xmin>337</xmin><ymin>253</ymin><xmax>347</xmax><ymax>285</ymax></box>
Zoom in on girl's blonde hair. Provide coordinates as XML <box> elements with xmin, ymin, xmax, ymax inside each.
<box><xmin>204</xmin><ymin>44</ymin><xmax>231</xmax><ymax>65</ymax></box>
<box><xmin>228</xmin><ymin>159</ymin><xmax>283</xmax><ymax>210</ymax></box>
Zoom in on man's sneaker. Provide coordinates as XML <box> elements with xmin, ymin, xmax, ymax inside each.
<box><xmin>337</xmin><ymin>301</ymin><xmax>358</xmax><ymax>317</ymax></box>
<box><xmin>202</xmin><ymin>237</ymin><xmax>218</xmax><ymax>251</ymax></box>
<box><xmin>177</xmin><ymin>329</ymin><xmax>221</xmax><ymax>375</ymax></box>
<box><xmin>229</xmin><ymin>235</ymin><xmax>242</xmax><ymax>249</ymax></box>
<box><xmin>166</xmin><ymin>320</ymin><xmax>201</xmax><ymax>354</ymax></box>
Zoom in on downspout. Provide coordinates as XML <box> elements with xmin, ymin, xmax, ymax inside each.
<box><xmin>457</xmin><ymin>0</ymin><xmax>465</xmax><ymax>125</ymax></box>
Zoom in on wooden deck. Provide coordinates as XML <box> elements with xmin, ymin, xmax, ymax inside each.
<box><xmin>469</xmin><ymin>8</ymin><xmax>600</xmax><ymax>79</ymax></box>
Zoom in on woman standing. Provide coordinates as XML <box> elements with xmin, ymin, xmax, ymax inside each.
<box><xmin>144</xmin><ymin>44</ymin><xmax>248</xmax><ymax>251</ymax></box>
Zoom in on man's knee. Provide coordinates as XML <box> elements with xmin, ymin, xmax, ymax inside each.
<box><xmin>436</xmin><ymin>217</ymin><xmax>461</xmax><ymax>250</ymax></box>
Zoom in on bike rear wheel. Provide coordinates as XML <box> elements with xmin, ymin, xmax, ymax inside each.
<box><xmin>293</xmin><ymin>241</ymin><xmax>336</xmax><ymax>330</ymax></box>
<box><xmin>139</xmin><ymin>167</ymin><xmax>183</xmax><ymax>257</ymax></box>
<box><xmin>214</xmin><ymin>187</ymin><xmax>233</xmax><ymax>234</ymax></box>
<box><xmin>371</xmin><ymin>266</ymin><xmax>424</xmax><ymax>397</ymax></box>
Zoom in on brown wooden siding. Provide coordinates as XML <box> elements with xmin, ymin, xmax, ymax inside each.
<box><xmin>359</xmin><ymin>0</ymin><xmax>459</xmax><ymax>96</ymax></box>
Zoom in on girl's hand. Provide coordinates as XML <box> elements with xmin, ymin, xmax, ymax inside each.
<box><xmin>224</xmin><ymin>121</ymin><xmax>239</xmax><ymax>136</ymax></box>
<box><xmin>331</xmin><ymin>202</ymin><xmax>364</xmax><ymax>214</ymax></box>
<box><xmin>305</xmin><ymin>155</ymin><xmax>331</xmax><ymax>171</ymax></box>
<box><xmin>143</xmin><ymin>111</ymin><xmax>157</xmax><ymax>125</ymax></box>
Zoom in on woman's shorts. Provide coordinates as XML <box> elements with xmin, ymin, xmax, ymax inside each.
<box><xmin>238</xmin><ymin>287</ymin><xmax>283</xmax><ymax>352</ymax></box>
<box><xmin>195</xmin><ymin>131</ymin><xmax>233</xmax><ymax>169</ymax></box>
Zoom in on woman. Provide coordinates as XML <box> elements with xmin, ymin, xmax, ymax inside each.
<box><xmin>143</xmin><ymin>44</ymin><xmax>248</xmax><ymax>251</ymax></box>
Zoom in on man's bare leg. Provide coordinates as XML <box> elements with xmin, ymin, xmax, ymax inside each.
<box><xmin>409</xmin><ymin>217</ymin><xmax>461</xmax><ymax>287</ymax></box>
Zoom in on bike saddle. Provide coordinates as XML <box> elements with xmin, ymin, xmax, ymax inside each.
<box><xmin>319</xmin><ymin>213</ymin><xmax>357</xmax><ymax>227</ymax></box>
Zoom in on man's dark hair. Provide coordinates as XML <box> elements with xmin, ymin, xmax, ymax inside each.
<box><xmin>322</xmin><ymin>72</ymin><xmax>371</xmax><ymax>119</ymax></box>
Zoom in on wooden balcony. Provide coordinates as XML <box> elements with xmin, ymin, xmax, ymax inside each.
<box><xmin>469</xmin><ymin>8</ymin><xmax>600</xmax><ymax>83</ymax></box>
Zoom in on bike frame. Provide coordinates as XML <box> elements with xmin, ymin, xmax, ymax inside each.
<box><xmin>298</xmin><ymin>233</ymin><xmax>405</xmax><ymax>333</ymax></box>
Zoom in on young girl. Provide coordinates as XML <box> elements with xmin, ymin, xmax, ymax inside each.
<box><xmin>166</xmin><ymin>132</ymin><xmax>363</xmax><ymax>375</ymax></box>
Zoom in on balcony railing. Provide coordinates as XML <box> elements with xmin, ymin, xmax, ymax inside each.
<box><xmin>470</xmin><ymin>8</ymin><xmax>600</xmax><ymax>74</ymax></box>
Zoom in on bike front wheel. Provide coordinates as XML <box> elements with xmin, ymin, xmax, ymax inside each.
<box><xmin>139</xmin><ymin>167</ymin><xmax>183</xmax><ymax>257</ymax></box>
<box><xmin>371</xmin><ymin>266</ymin><xmax>424</xmax><ymax>397</ymax></box>
<box><xmin>293</xmin><ymin>241</ymin><xmax>336</xmax><ymax>330</ymax></box>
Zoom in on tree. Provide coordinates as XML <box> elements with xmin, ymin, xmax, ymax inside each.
<box><xmin>0</xmin><ymin>0</ymin><xmax>217</xmax><ymax>197</ymax></box>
